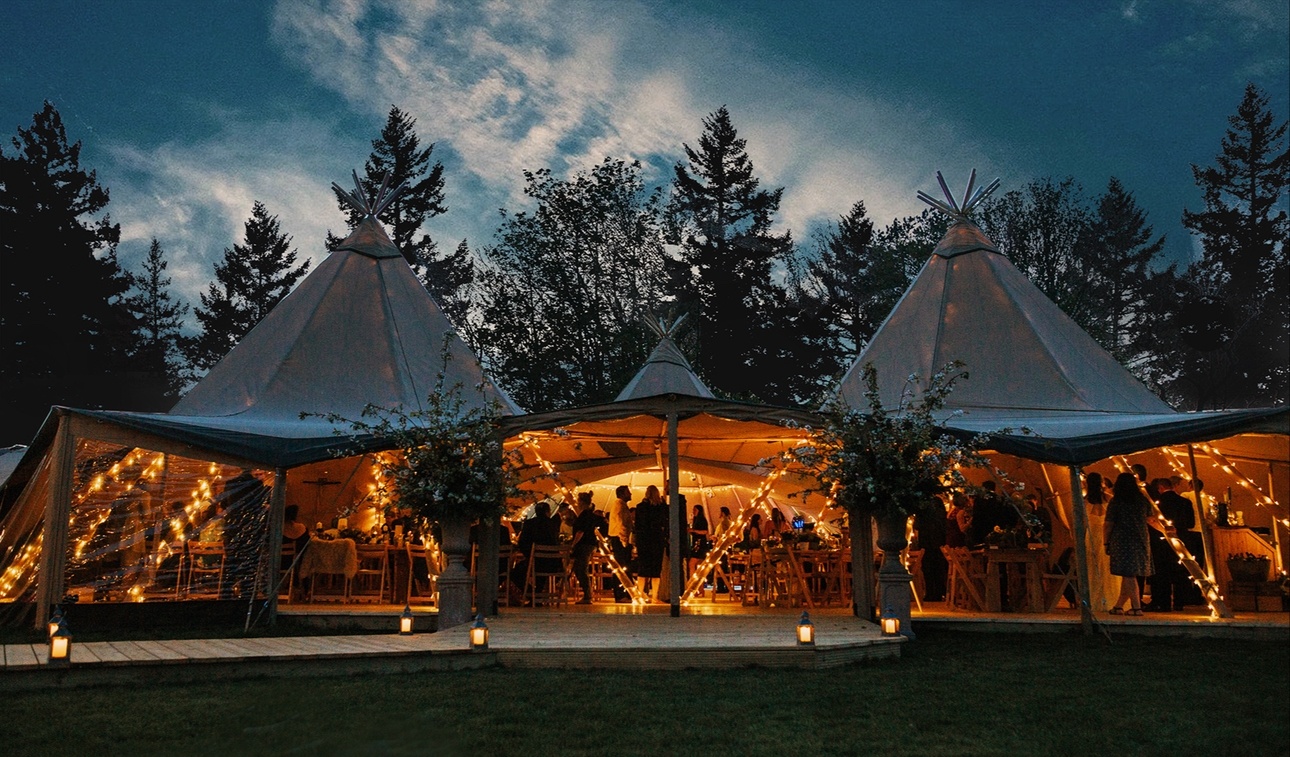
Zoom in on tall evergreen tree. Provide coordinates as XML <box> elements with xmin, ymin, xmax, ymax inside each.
<box><xmin>976</xmin><ymin>177</ymin><xmax>1095</xmax><ymax>330</ymax></box>
<box><xmin>329</xmin><ymin>105</ymin><xmax>473</xmax><ymax>326</ymax></box>
<box><xmin>667</xmin><ymin>106</ymin><xmax>831</xmax><ymax>404</ymax></box>
<box><xmin>1175</xmin><ymin>84</ymin><xmax>1289</xmax><ymax>408</ymax></box>
<box><xmin>797</xmin><ymin>202</ymin><xmax>932</xmax><ymax>362</ymax></box>
<box><xmin>185</xmin><ymin>202</ymin><xmax>310</xmax><ymax>374</ymax></box>
<box><xmin>0</xmin><ymin>102</ymin><xmax>134</xmax><ymax>444</ymax></box>
<box><xmin>123</xmin><ymin>238</ymin><xmax>189</xmax><ymax>409</ymax></box>
<box><xmin>1079</xmin><ymin>178</ymin><xmax>1167</xmax><ymax>369</ymax></box>
<box><xmin>476</xmin><ymin>158</ymin><xmax>669</xmax><ymax>411</ymax></box>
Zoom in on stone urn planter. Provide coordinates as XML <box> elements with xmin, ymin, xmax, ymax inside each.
<box><xmin>436</xmin><ymin>515</ymin><xmax>474</xmax><ymax>629</ymax></box>
<box><xmin>875</xmin><ymin>513</ymin><xmax>915</xmax><ymax>638</ymax></box>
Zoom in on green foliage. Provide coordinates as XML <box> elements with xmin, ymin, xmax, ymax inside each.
<box><xmin>789</xmin><ymin>362</ymin><xmax>989</xmax><ymax>518</ymax></box>
<box><xmin>1173</xmin><ymin>83</ymin><xmax>1289</xmax><ymax>409</ymax></box>
<box><xmin>324</xmin><ymin>347</ymin><xmax>520</xmax><ymax>523</ymax></box>
<box><xmin>185</xmin><ymin>201</ymin><xmax>310</xmax><ymax>374</ymax></box>
<box><xmin>0</xmin><ymin>101</ymin><xmax>134</xmax><ymax>443</ymax></box>
<box><xmin>476</xmin><ymin>157</ymin><xmax>669</xmax><ymax>411</ymax></box>
<box><xmin>123</xmin><ymin>238</ymin><xmax>189</xmax><ymax>410</ymax></box>
<box><xmin>328</xmin><ymin>106</ymin><xmax>472</xmax><ymax>327</ymax></box>
<box><xmin>667</xmin><ymin>106</ymin><xmax>837</xmax><ymax>405</ymax></box>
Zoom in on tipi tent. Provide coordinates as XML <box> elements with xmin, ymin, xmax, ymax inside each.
<box><xmin>0</xmin><ymin>179</ymin><xmax>516</xmax><ymax>626</ymax></box>
<box><xmin>833</xmin><ymin>173</ymin><xmax>1288</xmax><ymax>621</ymax></box>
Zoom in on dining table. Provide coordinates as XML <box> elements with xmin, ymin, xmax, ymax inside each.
<box><xmin>981</xmin><ymin>546</ymin><xmax>1048</xmax><ymax>613</ymax></box>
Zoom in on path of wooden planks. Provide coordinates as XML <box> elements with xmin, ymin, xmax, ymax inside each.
<box><xmin>1</xmin><ymin>611</ymin><xmax>902</xmax><ymax>690</ymax></box>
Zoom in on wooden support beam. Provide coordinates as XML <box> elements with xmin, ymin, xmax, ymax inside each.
<box><xmin>35</xmin><ymin>418</ymin><xmax>75</xmax><ymax>630</ymax></box>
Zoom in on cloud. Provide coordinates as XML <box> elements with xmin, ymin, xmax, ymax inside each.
<box><xmin>107</xmin><ymin>114</ymin><xmax>363</xmax><ymax>309</ymax></box>
<box><xmin>269</xmin><ymin>0</ymin><xmax>986</xmax><ymax>246</ymax></box>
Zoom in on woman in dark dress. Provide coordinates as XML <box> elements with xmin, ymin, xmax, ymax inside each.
<box><xmin>1104</xmin><ymin>472</ymin><xmax>1161</xmax><ymax>616</ymax></box>
<box><xmin>632</xmin><ymin>485</ymin><xmax>667</xmax><ymax>593</ymax></box>
<box><xmin>687</xmin><ymin>504</ymin><xmax>710</xmax><ymax>577</ymax></box>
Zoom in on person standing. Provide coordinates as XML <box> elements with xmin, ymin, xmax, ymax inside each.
<box><xmin>570</xmin><ymin>492</ymin><xmax>602</xmax><ymax>604</ymax></box>
<box><xmin>687</xmin><ymin>503</ymin><xmax>710</xmax><ymax>579</ymax></box>
<box><xmin>945</xmin><ymin>493</ymin><xmax>972</xmax><ymax>548</ymax></box>
<box><xmin>607</xmin><ymin>485</ymin><xmax>633</xmax><ymax>602</ymax></box>
<box><xmin>1105</xmin><ymin>472</ymin><xmax>1162</xmax><ymax>616</ymax></box>
<box><xmin>1146</xmin><ymin>479</ymin><xmax>1195</xmax><ymax>611</ymax></box>
<box><xmin>916</xmin><ymin>501</ymin><xmax>948</xmax><ymax>602</ymax></box>
<box><xmin>633</xmin><ymin>485</ymin><xmax>667</xmax><ymax>596</ymax></box>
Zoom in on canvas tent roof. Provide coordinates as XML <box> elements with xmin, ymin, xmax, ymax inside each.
<box><xmin>833</xmin><ymin>219</ymin><xmax>1288</xmax><ymax>465</ymax></box>
<box><xmin>1</xmin><ymin>215</ymin><xmax>518</xmax><ymax>505</ymax></box>
<box><xmin>502</xmin><ymin>334</ymin><xmax>820</xmax><ymax>500</ymax></box>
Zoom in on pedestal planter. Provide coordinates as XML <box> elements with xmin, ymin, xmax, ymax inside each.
<box><xmin>437</xmin><ymin>516</ymin><xmax>473</xmax><ymax>629</ymax></box>
<box><xmin>875</xmin><ymin>514</ymin><xmax>915</xmax><ymax>639</ymax></box>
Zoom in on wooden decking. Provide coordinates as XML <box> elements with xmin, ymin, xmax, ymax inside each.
<box><xmin>0</xmin><ymin>611</ymin><xmax>901</xmax><ymax>691</ymax></box>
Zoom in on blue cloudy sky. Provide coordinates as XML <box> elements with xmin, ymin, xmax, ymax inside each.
<box><xmin>4</xmin><ymin>1</ymin><xmax>1287</xmax><ymax>307</ymax></box>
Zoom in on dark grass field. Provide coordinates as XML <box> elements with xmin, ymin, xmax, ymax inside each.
<box><xmin>6</xmin><ymin>628</ymin><xmax>1287</xmax><ymax>756</ymax></box>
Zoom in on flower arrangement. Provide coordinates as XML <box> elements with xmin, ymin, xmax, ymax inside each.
<box><xmin>786</xmin><ymin>362</ymin><xmax>993</xmax><ymax>520</ymax></box>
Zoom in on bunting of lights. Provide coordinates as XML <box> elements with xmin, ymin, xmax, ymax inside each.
<box><xmin>1113</xmin><ymin>457</ymin><xmax>1230</xmax><ymax>618</ymax></box>
<box><xmin>679</xmin><ymin>466</ymin><xmax>786</xmax><ymax>604</ymax></box>
<box><xmin>520</xmin><ymin>435</ymin><xmax>649</xmax><ymax>605</ymax></box>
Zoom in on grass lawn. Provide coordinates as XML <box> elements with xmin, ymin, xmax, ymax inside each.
<box><xmin>6</xmin><ymin>628</ymin><xmax>1287</xmax><ymax>756</ymax></box>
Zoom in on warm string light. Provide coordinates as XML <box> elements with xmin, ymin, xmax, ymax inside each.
<box><xmin>1192</xmin><ymin>444</ymin><xmax>1288</xmax><ymax>527</ymax></box>
<box><xmin>680</xmin><ymin>467</ymin><xmax>786</xmax><ymax>604</ymax></box>
<box><xmin>521</xmin><ymin>437</ymin><xmax>649</xmax><ymax>605</ymax></box>
<box><xmin>1114</xmin><ymin>456</ymin><xmax>1227</xmax><ymax>618</ymax></box>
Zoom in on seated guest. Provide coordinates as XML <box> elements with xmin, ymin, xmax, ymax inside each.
<box><xmin>510</xmin><ymin>501</ymin><xmax>562</xmax><ymax>600</ymax></box>
<box><xmin>1023</xmin><ymin>493</ymin><xmax>1052</xmax><ymax>544</ymax></box>
<box><xmin>282</xmin><ymin>505</ymin><xmax>310</xmax><ymax>551</ymax></box>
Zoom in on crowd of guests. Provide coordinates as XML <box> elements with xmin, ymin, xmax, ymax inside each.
<box><xmin>503</xmin><ymin>484</ymin><xmax>722</xmax><ymax>605</ymax></box>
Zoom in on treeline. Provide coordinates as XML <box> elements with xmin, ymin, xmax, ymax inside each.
<box><xmin>1</xmin><ymin>87</ymin><xmax>1286</xmax><ymax>445</ymax></box>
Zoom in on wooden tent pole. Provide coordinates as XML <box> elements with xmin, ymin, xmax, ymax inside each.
<box><xmin>1067</xmin><ymin>466</ymin><xmax>1094</xmax><ymax>636</ymax></box>
<box><xmin>263</xmin><ymin>467</ymin><xmax>288</xmax><ymax>625</ymax></box>
<box><xmin>35</xmin><ymin>416</ymin><xmax>75</xmax><ymax>631</ymax></box>
<box><xmin>1186</xmin><ymin>444</ymin><xmax>1217</xmax><ymax>581</ymax></box>
<box><xmin>668</xmin><ymin>409</ymin><xmax>682</xmax><ymax>618</ymax></box>
<box><xmin>1268</xmin><ymin>463</ymin><xmax>1284</xmax><ymax>575</ymax></box>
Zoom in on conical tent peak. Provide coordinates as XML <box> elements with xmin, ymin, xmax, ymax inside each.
<box><xmin>916</xmin><ymin>170</ymin><xmax>1000</xmax><ymax>224</ymax></box>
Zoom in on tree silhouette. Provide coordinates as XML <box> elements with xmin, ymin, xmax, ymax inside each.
<box><xmin>329</xmin><ymin>106</ymin><xmax>473</xmax><ymax>326</ymax></box>
<box><xmin>185</xmin><ymin>202</ymin><xmax>309</xmax><ymax>374</ymax></box>
<box><xmin>1175</xmin><ymin>84</ymin><xmax>1289</xmax><ymax>408</ymax></box>
<box><xmin>0</xmin><ymin>102</ymin><xmax>134</xmax><ymax>444</ymax></box>
<box><xmin>124</xmin><ymin>238</ymin><xmax>189</xmax><ymax>409</ymax></box>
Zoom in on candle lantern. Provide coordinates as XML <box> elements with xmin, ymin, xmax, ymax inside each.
<box><xmin>881</xmin><ymin>606</ymin><xmax>901</xmax><ymax>636</ymax></box>
<box><xmin>469</xmin><ymin>613</ymin><xmax>489</xmax><ymax>650</ymax></box>
<box><xmin>796</xmin><ymin>611</ymin><xmax>815</xmax><ymax>645</ymax></box>
<box><xmin>399</xmin><ymin>604</ymin><xmax>414</xmax><ymax>636</ymax></box>
<box><xmin>47</xmin><ymin>605</ymin><xmax>64</xmax><ymax>639</ymax></box>
<box><xmin>48</xmin><ymin>616</ymin><xmax>71</xmax><ymax>668</ymax></box>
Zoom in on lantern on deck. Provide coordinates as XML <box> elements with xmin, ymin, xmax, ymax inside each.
<box><xmin>48</xmin><ymin>616</ymin><xmax>71</xmax><ymax>667</ymax></box>
<box><xmin>881</xmin><ymin>605</ymin><xmax>900</xmax><ymax>637</ymax></box>
<box><xmin>47</xmin><ymin>605</ymin><xmax>64</xmax><ymax>639</ymax></box>
<box><xmin>470</xmin><ymin>613</ymin><xmax>489</xmax><ymax>650</ymax></box>
<box><xmin>797</xmin><ymin>611</ymin><xmax>815</xmax><ymax>645</ymax></box>
<box><xmin>399</xmin><ymin>604</ymin><xmax>414</xmax><ymax>636</ymax></box>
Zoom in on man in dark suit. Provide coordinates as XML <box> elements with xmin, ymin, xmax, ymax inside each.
<box><xmin>1146</xmin><ymin>478</ymin><xmax>1193</xmax><ymax>611</ymax></box>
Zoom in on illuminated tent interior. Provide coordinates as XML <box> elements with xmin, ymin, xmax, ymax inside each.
<box><xmin>0</xmin><ymin>185</ymin><xmax>515</xmax><ymax>626</ymax></box>
<box><xmin>834</xmin><ymin>177</ymin><xmax>1288</xmax><ymax>617</ymax></box>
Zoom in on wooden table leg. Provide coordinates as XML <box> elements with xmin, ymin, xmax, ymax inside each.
<box><xmin>986</xmin><ymin>561</ymin><xmax>1002</xmax><ymax>612</ymax></box>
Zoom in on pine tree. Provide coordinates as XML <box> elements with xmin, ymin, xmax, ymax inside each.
<box><xmin>1079</xmin><ymin>178</ymin><xmax>1166</xmax><ymax>368</ymax></box>
<box><xmin>185</xmin><ymin>202</ymin><xmax>310</xmax><ymax>374</ymax></box>
<box><xmin>329</xmin><ymin>106</ymin><xmax>473</xmax><ymax>325</ymax></box>
<box><xmin>0</xmin><ymin>102</ymin><xmax>133</xmax><ymax>444</ymax></box>
<box><xmin>798</xmin><ymin>201</ymin><xmax>931</xmax><ymax>362</ymax></box>
<box><xmin>667</xmin><ymin>106</ymin><xmax>830</xmax><ymax>404</ymax></box>
<box><xmin>476</xmin><ymin>158</ymin><xmax>669</xmax><ymax>411</ymax></box>
<box><xmin>1176</xmin><ymin>84</ymin><xmax>1289</xmax><ymax>408</ymax></box>
<box><xmin>977</xmin><ymin>177</ymin><xmax>1095</xmax><ymax>330</ymax></box>
<box><xmin>124</xmin><ymin>238</ymin><xmax>189</xmax><ymax>409</ymax></box>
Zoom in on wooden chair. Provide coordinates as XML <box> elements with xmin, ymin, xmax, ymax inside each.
<box><xmin>943</xmin><ymin>546</ymin><xmax>987</xmax><ymax>611</ymax></box>
<box><xmin>349</xmin><ymin>544</ymin><xmax>389</xmax><ymax>603</ymax></box>
<box><xmin>406</xmin><ymin>542</ymin><xmax>437</xmax><ymax>605</ymax></box>
<box><xmin>1043</xmin><ymin>547</ymin><xmax>1078</xmax><ymax>612</ymax></box>
<box><xmin>525</xmin><ymin>545</ymin><xmax>571</xmax><ymax>607</ymax></box>
<box><xmin>277</xmin><ymin>543</ymin><xmax>297</xmax><ymax>603</ymax></box>
<box><xmin>185</xmin><ymin>542</ymin><xmax>225</xmax><ymax>598</ymax></box>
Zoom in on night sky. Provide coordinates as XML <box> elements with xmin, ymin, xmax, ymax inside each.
<box><xmin>4</xmin><ymin>1</ymin><xmax>1287</xmax><ymax>308</ymax></box>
